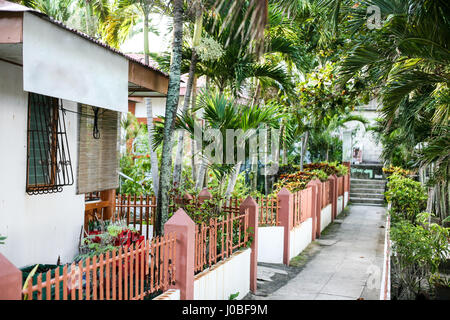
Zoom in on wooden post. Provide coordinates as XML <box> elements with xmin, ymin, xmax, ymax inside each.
<box><xmin>198</xmin><ymin>188</ymin><xmax>212</xmax><ymax>203</ymax></box>
<box><xmin>164</xmin><ymin>208</ymin><xmax>195</xmax><ymax>300</ymax></box>
<box><xmin>0</xmin><ymin>253</ymin><xmax>22</xmax><ymax>300</ymax></box>
<box><xmin>239</xmin><ymin>196</ymin><xmax>258</xmax><ymax>293</ymax></box>
<box><xmin>277</xmin><ymin>187</ymin><xmax>293</xmax><ymax>265</ymax></box>
<box><xmin>100</xmin><ymin>188</ymin><xmax>116</xmax><ymax>220</ymax></box>
<box><xmin>343</xmin><ymin>162</ymin><xmax>351</xmax><ymax>194</ymax></box>
<box><xmin>313</xmin><ymin>179</ymin><xmax>322</xmax><ymax>239</ymax></box>
<box><xmin>306</xmin><ymin>180</ymin><xmax>317</xmax><ymax>241</ymax></box>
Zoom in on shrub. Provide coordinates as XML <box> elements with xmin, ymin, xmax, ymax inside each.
<box><xmin>390</xmin><ymin>213</ymin><xmax>450</xmax><ymax>299</ymax></box>
<box><xmin>383</xmin><ymin>165</ymin><xmax>415</xmax><ymax>178</ymax></box>
<box><xmin>76</xmin><ymin>221</ymin><xmax>144</xmax><ymax>261</ymax></box>
<box><xmin>385</xmin><ymin>173</ymin><xmax>427</xmax><ymax>223</ymax></box>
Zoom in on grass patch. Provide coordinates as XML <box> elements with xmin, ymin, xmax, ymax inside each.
<box><xmin>289</xmin><ymin>254</ymin><xmax>308</xmax><ymax>267</ymax></box>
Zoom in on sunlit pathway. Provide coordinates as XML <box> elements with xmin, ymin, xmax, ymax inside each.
<box><xmin>256</xmin><ymin>205</ymin><xmax>386</xmax><ymax>300</ymax></box>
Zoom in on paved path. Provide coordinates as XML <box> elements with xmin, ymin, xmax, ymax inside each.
<box><xmin>255</xmin><ymin>204</ymin><xmax>386</xmax><ymax>300</ymax></box>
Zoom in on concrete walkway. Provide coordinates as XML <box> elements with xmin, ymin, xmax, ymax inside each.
<box><xmin>255</xmin><ymin>204</ymin><xmax>386</xmax><ymax>300</ymax></box>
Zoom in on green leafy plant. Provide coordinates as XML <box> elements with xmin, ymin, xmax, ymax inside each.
<box><xmin>385</xmin><ymin>173</ymin><xmax>428</xmax><ymax>223</ymax></box>
<box><xmin>229</xmin><ymin>292</ymin><xmax>239</xmax><ymax>300</ymax></box>
<box><xmin>390</xmin><ymin>213</ymin><xmax>450</xmax><ymax>299</ymax></box>
<box><xmin>22</xmin><ymin>264</ymin><xmax>39</xmax><ymax>300</ymax></box>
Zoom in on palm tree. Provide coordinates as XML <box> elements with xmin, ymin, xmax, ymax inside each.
<box><xmin>152</xmin><ymin>90</ymin><xmax>280</xmax><ymax>193</ymax></box>
<box><xmin>154</xmin><ymin>0</ymin><xmax>184</xmax><ymax>236</ymax></box>
<box><xmin>338</xmin><ymin>0</ymin><xmax>450</xmax><ymax>220</ymax></box>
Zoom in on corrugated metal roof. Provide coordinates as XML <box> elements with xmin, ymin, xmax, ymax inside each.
<box><xmin>0</xmin><ymin>0</ymin><xmax>168</xmax><ymax>78</ymax></box>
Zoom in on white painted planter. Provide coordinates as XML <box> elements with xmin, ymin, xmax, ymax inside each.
<box><xmin>289</xmin><ymin>218</ymin><xmax>313</xmax><ymax>260</ymax></box>
<box><xmin>320</xmin><ymin>204</ymin><xmax>332</xmax><ymax>232</ymax></box>
<box><xmin>258</xmin><ymin>226</ymin><xmax>284</xmax><ymax>264</ymax></box>
<box><xmin>194</xmin><ymin>248</ymin><xmax>251</xmax><ymax>300</ymax></box>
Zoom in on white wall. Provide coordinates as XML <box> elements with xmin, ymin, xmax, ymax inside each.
<box><xmin>289</xmin><ymin>218</ymin><xmax>312</xmax><ymax>260</ymax></box>
<box><xmin>337</xmin><ymin>196</ymin><xmax>343</xmax><ymax>215</ymax></box>
<box><xmin>135</xmin><ymin>96</ymin><xmax>185</xmax><ymax>119</ymax></box>
<box><xmin>194</xmin><ymin>248</ymin><xmax>251</xmax><ymax>300</ymax></box>
<box><xmin>0</xmin><ymin>60</ymin><xmax>85</xmax><ymax>268</ymax></box>
<box><xmin>257</xmin><ymin>226</ymin><xmax>284</xmax><ymax>264</ymax></box>
<box><xmin>344</xmin><ymin>192</ymin><xmax>349</xmax><ymax>207</ymax></box>
<box><xmin>23</xmin><ymin>13</ymin><xmax>128</xmax><ymax>113</ymax></box>
<box><xmin>320</xmin><ymin>204</ymin><xmax>332</xmax><ymax>232</ymax></box>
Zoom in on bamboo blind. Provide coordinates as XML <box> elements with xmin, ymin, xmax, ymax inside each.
<box><xmin>77</xmin><ymin>105</ymin><xmax>119</xmax><ymax>194</ymax></box>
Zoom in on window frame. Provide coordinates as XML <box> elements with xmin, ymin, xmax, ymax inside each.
<box><xmin>25</xmin><ymin>92</ymin><xmax>73</xmax><ymax>195</ymax></box>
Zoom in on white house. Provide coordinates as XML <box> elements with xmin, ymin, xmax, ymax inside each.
<box><xmin>342</xmin><ymin>99</ymin><xmax>384</xmax><ymax>164</ymax></box>
<box><xmin>0</xmin><ymin>0</ymin><xmax>168</xmax><ymax>268</ymax></box>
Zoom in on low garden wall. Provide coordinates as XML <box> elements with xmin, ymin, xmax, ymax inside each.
<box><xmin>320</xmin><ymin>204</ymin><xmax>332</xmax><ymax>232</ymax></box>
<box><xmin>289</xmin><ymin>218</ymin><xmax>313</xmax><ymax>260</ymax></box>
<box><xmin>337</xmin><ymin>195</ymin><xmax>344</xmax><ymax>215</ymax></box>
<box><xmin>258</xmin><ymin>226</ymin><xmax>284</xmax><ymax>264</ymax></box>
<box><xmin>194</xmin><ymin>249</ymin><xmax>251</xmax><ymax>300</ymax></box>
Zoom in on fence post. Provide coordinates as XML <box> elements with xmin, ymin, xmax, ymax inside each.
<box><xmin>100</xmin><ymin>188</ymin><xmax>116</xmax><ymax>220</ymax></box>
<box><xmin>164</xmin><ymin>208</ymin><xmax>195</xmax><ymax>300</ymax></box>
<box><xmin>198</xmin><ymin>188</ymin><xmax>212</xmax><ymax>203</ymax></box>
<box><xmin>343</xmin><ymin>162</ymin><xmax>351</xmax><ymax>194</ymax></box>
<box><xmin>306</xmin><ymin>180</ymin><xmax>317</xmax><ymax>241</ymax></box>
<box><xmin>239</xmin><ymin>196</ymin><xmax>258</xmax><ymax>293</ymax></box>
<box><xmin>312</xmin><ymin>179</ymin><xmax>323</xmax><ymax>239</ymax></box>
<box><xmin>0</xmin><ymin>253</ymin><xmax>22</xmax><ymax>300</ymax></box>
<box><xmin>277</xmin><ymin>187</ymin><xmax>293</xmax><ymax>265</ymax></box>
<box><xmin>328</xmin><ymin>175</ymin><xmax>337</xmax><ymax>220</ymax></box>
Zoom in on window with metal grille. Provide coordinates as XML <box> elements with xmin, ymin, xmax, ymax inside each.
<box><xmin>26</xmin><ymin>92</ymin><xmax>74</xmax><ymax>195</ymax></box>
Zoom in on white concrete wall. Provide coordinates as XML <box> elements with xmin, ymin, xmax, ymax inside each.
<box><xmin>257</xmin><ymin>226</ymin><xmax>284</xmax><ymax>264</ymax></box>
<box><xmin>289</xmin><ymin>218</ymin><xmax>312</xmax><ymax>260</ymax></box>
<box><xmin>337</xmin><ymin>196</ymin><xmax>343</xmax><ymax>215</ymax></box>
<box><xmin>0</xmin><ymin>60</ymin><xmax>85</xmax><ymax>268</ymax></box>
<box><xmin>23</xmin><ymin>13</ymin><xmax>128</xmax><ymax>113</ymax></box>
<box><xmin>320</xmin><ymin>204</ymin><xmax>332</xmax><ymax>232</ymax></box>
<box><xmin>344</xmin><ymin>192</ymin><xmax>349</xmax><ymax>207</ymax></box>
<box><xmin>153</xmin><ymin>289</ymin><xmax>180</xmax><ymax>300</ymax></box>
<box><xmin>194</xmin><ymin>248</ymin><xmax>251</xmax><ymax>300</ymax></box>
<box><xmin>135</xmin><ymin>96</ymin><xmax>185</xmax><ymax>119</ymax></box>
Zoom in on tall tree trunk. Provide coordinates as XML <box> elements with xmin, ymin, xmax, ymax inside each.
<box><xmin>145</xmin><ymin>98</ymin><xmax>159</xmax><ymax>196</ymax></box>
<box><xmin>172</xmin><ymin>52</ymin><xmax>198</xmax><ymax>187</ymax></box>
<box><xmin>172</xmin><ymin>6</ymin><xmax>202</xmax><ymax>188</ymax></box>
<box><xmin>225</xmin><ymin>161</ymin><xmax>243</xmax><ymax>197</ymax></box>
<box><xmin>190</xmin><ymin>75</ymin><xmax>198</xmax><ymax>181</ymax></box>
<box><xmin>155</xmin><ymin>0</ymin><xmax>184</xmax><ymax>236</ymax></box>
<box><xmin>300</xmin><ymin>131</ymin><xmax>309</xmax><ymax>171</ymax></box>
<box><xmin>195</xmin><ymin>159</ymin><xmax>207</xmax><ymax>190</ymax></box>
<box><xmin>144</xmin><ymin>11</ymin><xmax>150</xmax><ymax>65</ymax></box>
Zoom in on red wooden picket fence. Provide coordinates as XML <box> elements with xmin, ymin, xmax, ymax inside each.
<box><xmin>114</xmin><ymin>194</ymin><xmax>157</xmax><ymax>239</ymax></box>
<box><xmin>293</xmin><ymin>187</ymin><xmax>313</xmax><ymax>227</ymax></box>
<box><xmin>194</xmin><ymin>208</ymin><xmax>249</xmax><ymax>274</ymax></box>
<box><xmin>22</xmin><ymin>233</ymin><xmax>176</xmax><ymax>300</ymax></box>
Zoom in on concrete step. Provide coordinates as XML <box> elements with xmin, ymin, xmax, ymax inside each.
<box><xmin>350</xmin><ymin>197</ymin><xmax>385</xmax><ymax>205</ymax></box>
<box><xmin>350</xmin><ymin>178</ymin><xmax>386</xmax><ymax>186</ymax></box>
<box><xmin>350</xmin><ymin>187</ymin><xmax>385</xmax><ymax>193</ymax></box>
<box><xmin>350</xmin><ymin>202</ymin><xmax>386</xmax><ymax>207</ymax></box>
<box><xmin>350</xmin><ymin>192</ymin><xmax>384</xmax><ymax>199</ymax></box>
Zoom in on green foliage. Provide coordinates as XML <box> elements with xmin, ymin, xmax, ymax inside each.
<box><xmin>385</xmin><ymin>173</ymin><xmax>427</xmax><ymax>223</ymax></box>
<box><xmin>390</xmin><ymin>213</ymin><xmax>450</xmax><ymax>299</ymax></box>
<box><xmin>0</xmin><ymin>234</ymin><xmax>6</xmax><ymax>245</ymax></box>
<box><xmin>76</xmin><ymin>220</ymin><xmax>143</xmax><ymax>261</ymax></box>
<box><xmin>228</xmin><ymin>292</ymin><xmax>239</xmax><ymax>300</ymax></box>
<box><xmin>230</xmin><ymin>172</ymin><xmax>252</xmax><ymax>199</ymax></box>
<box><xmin>119</xmin><ymin>154</ymin><xmax>154</xmax><ymax>196</ymax></box>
